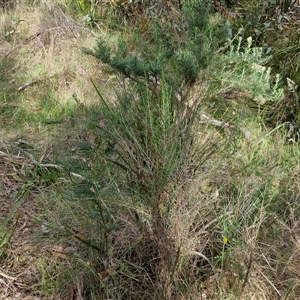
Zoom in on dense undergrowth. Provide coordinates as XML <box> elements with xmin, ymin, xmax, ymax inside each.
<box><xmin>0</xmin><ymin>0</ymin><xmax>300</xmax><ymax>299</ymax></box>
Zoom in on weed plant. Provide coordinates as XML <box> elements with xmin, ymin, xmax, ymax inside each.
<box><xmin>52</xmin><ymin>0</ymin><xmax>228</xmax><ymax>298</ymax></box>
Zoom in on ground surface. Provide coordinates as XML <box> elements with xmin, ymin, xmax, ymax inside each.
<box><xmin>0</xmin><ymin>151</ymin><xmax>76</xmax><ymax>299</ymax></box>
<box><xmin>0</xmin><ymin>154</ymin><xmax>47</xmax><ymax>299</ymax></box>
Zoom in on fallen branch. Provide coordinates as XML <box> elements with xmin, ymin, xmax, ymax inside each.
<box><xmin>23</xmin><ymin>25</ymin><xmax>90</xmax><ymax>43</ymax></box>
<box><xmin>174</xmin><ymin>91</ymin><xmax>251</xmax><ymax>139</ymax></box>
<box><xmin>199</xmin><ymin>111</ymin><xmax>251</xmax><ymax>139</ymax></box>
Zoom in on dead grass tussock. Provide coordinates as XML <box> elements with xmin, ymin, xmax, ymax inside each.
<box><xmin>243</xmin><ymin>221</ymin><xmax>300</xmax><ymax>299</ymax></box>
<box><xmin>192</xmin><ymin>129</ymin><xmax>300</xmax><ymax>299</ymax></box>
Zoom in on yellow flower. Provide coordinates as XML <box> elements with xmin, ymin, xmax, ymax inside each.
<box><xmin>222</xmin><ymin>236</ymin><xmax>228</xmax><ymax>244</ymax></box>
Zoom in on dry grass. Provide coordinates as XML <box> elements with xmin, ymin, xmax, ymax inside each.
<box><xmin>0</xmin><ymin>1</ymin><xmax>107</xmax><ymax>298</ymax></box>
<box><xmin>0</xmin><ymin>151</ymin><xmax>45</xmax><ymax>299</ymax></box>
<box><xmin>0</xmin><ymin>0</ymin><xmax>109</xmax><ymax>135</ymax></box>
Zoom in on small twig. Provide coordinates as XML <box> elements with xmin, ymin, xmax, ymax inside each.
<box><xmin>17</xmin><ymin>79</ymin><xmax>41</xmax><ymax>91</ymax></box>
<box><xmin>199</xmin><ymin>111</ymin><xmax>233</xmax><ymax>130</ymax></box>
<box><xmin>258</xmin><ymin>267</ymin><xmax>282</xmax><ymax>296</ymax></box>
<box><xmin>39</xmin><ymin>163</ymin><xmax>64</xmax><ymax>170</ymax></box>
<box><xmin>69</xmin><ymin>172</ymin><xmax>87</xmax><ymax>181</ymax></box>
<box><xmin>187</xmin><ymin>250</ymin><xmax>213</xmax><ymax>269</ymax></box>
<box><xmin>174</xmin><ymin>92</ymin><xmax>251</xmax><ymax>139</ymax></box>
<box><xmin>23</xmin><ymin>25</ymin><xmax>88</xmax><ymax>43</ymax></box>
<box><xmin>199</xmin><ymin>111</ymin><xmax>251</xmax><ymax>139</ymax></box>
<box><xmin>0</xmin><ymin>271</ymin><xmax>17</xmax><ymax>281</ymax></box>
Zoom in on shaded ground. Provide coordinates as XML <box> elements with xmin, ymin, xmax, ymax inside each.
<box><xmin>0</xmin><ymin>152</ymin><xmax>45</xmax><ymax>299</ymax></box>
<box><xmin>0</xmin><ymin>149</ymin><xmax>75</xmax><ymax>299</ymax></box>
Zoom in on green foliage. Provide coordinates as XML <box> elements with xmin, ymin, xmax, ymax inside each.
<box><xmin>215</xmin><ymin>37</ymin><xmax>284</xmax><ymax>103</ymax></box>
<box><xmin>93</xmin><ymin>78</ymin><xmax>207</xmax><ymax>201</ymax></box>
<box><xmin>75</xmin><ymin>1</ymin><xmax>228</xmax><ymax>298</ymax></box>
<box><xmin>220</xmin><ymin>0</ymin><xmax>300</xmax><ymax>134</ymax></box>
<box><xmin>90</xmin><ymin>0</ymin><xmax>226</xmax><ymax>94</ymax></box>
<box><xmin>0</xmin><ymin>217</ymin><xmax>18</xmax><ymax>258</ymax></box>
<box><xmin>106</xmin><ymin>0</ymin><xmax>183</xmax><ymax>26</ymax></box>
<box><xmin>73</xmin><ymin>81</ymin><xmax>219</xmax><ymax>297</ymax></box>
<box><xmin>88</xmin><ymin>0</ymin><xmax>225</xmax><ymax>204</ymax></box>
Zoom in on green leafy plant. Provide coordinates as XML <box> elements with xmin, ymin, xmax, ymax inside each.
<box><xmin>78</xmin><ymin>1</ymin><xmax>229</xmax><ymax>298</ymax></box>
<box><xmin>65</xmin><ymin>0</ymin><xmax>99</xmax><ymax>24</ymax></box>
<box><xmin>219</xmin><ymin>0</ymin><xmax>300</xmax><ymax>136</ymax></box>
<box><xmin>88</xmin><ymin>0</ymin><xmax>223</xmax><ymax>226</ymax></box>
<box><xmin>89</xmin><ymin>0</ymin><xmax>225</xmax><ymax>95</ymax></box>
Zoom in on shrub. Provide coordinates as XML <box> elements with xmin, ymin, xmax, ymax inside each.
<box><xmin>62</xmin><ymin>0</ymin><xmax>229</xmax><ymax>298</ymax></box>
